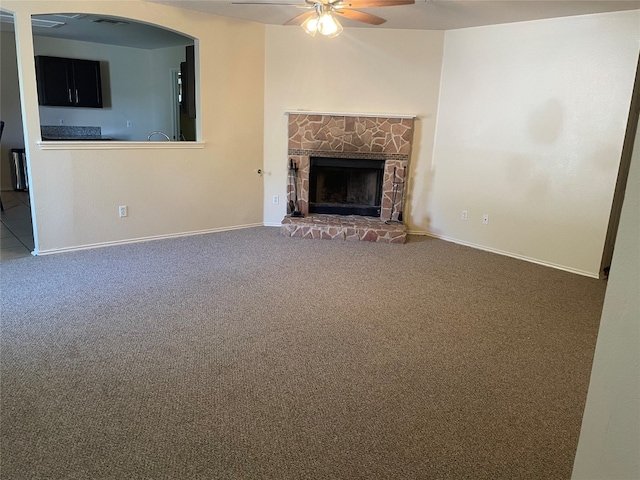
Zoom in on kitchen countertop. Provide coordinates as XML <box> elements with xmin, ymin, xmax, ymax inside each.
<box><xmin>41</xmin><ymin>136</ymin><xmax>114</xmax><ymax>141</ymax></box>
<box><xmin>41</xmin><ymin>125</ymin><xmax>110</xmax><ymax>141</ymax></box>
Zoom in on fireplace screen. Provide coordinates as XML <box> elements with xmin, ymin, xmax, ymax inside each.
<box><xmin>309</xmin><ymin>157</ymin><xmax>384</xmax><ymax>216</ymax></box>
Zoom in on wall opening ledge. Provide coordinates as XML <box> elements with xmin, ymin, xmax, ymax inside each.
<box><xmin>37</xmin><ymin>141</ymin><xmax>205</xmax><ymax>150</ymax></box>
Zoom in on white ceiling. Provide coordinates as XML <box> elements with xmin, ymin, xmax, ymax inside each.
<box><xmin>1</xmin><ymin>1</ymin><xmax>638</xmax><ymax>49</ymax></box>
<box><xmin>148</xmin><ymin>0</ymin><xmax>640</xmax><ymax>30</ymax></box>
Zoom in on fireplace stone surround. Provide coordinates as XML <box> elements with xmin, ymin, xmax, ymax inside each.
<box><xmin>281</xmin><ymin>113</ymin><xmax>414</xmax><ymax>243</ymax></box>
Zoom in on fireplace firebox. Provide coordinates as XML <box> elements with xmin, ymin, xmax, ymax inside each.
<box><xmin>309</xmin><ymin>157</ymin><xmax>384</xmax><ymax>216</ymax></box>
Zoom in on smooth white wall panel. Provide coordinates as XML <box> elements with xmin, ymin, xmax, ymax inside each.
<box><xmin>572</xmin><ymin>121</ymin><xmax>640</xmax><ymax>479</ymax></box>
<box><xmin>431</xmin><ymin>11</ymin><xmax>639</xmax><ymax>276</ymax></box>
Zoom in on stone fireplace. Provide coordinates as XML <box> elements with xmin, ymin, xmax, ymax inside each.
<box><xmin>281</xmin><ymin>113</ymin><xmax>414</xmax><ymax>243</ymax></box>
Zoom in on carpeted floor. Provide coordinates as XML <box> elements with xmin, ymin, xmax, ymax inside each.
<box><xmin>0</xmin><ymin>227</ymin><xmax>606</xmax><ymax>479</ymax></box>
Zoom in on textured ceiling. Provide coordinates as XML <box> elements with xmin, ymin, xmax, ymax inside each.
<box><xmin>148</xmin><ymin>0</ymin><xmax>640</xmax><ymax>30</ymax></box>
<box><xmin>1</xmin><ymin>1</ymin><xmax>638</xmax><ymax>49</ymax></box>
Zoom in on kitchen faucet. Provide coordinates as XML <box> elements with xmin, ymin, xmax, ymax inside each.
<box><xmin>147</xmin><ymin>131</ymin><xmax>171</xmax><ymax>141</ymax></box>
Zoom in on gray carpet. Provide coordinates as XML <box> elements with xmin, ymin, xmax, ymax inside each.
<box><xmin>0</xmin><ymin>228</ymin><xmax>606</xmax><ymax>479</ymax></box>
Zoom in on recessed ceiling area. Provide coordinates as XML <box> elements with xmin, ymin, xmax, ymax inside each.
<box><xmin>0</xmin><ymin>12</ymin><xmax>193</xmax><ymax>49</ymax></box>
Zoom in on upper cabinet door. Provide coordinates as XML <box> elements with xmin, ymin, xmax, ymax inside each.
<box><xmin>35</xmin><ymin>56</ymin><xmax>74</xmax><ymax>107</ymax></box>
<box><xmin>35</xmin><ymin>56</ymin><xmax>103</xmax><ymax>108</ymax></box>
<box><xmin>71</xmin><ymin>59</ymin><xmax>103</xmax><ymax>108</ymax></box>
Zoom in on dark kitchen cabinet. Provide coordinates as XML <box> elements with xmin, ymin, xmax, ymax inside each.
<box><xmin>35</xmin><ymin>56</ymin><xmax>103</xmax><ymax>108</ymax></box>
<box><xmin>180</xmin><ymin>45</ymin><xmax>196</xmax><ymax>119</ymax></box>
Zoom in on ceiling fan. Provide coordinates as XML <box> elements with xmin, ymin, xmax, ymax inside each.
<box><xmin>232</xmin><ymin>0</ymin><xmax>415</xmax><ymax>37</ymax></box>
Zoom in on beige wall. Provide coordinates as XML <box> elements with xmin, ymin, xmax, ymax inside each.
<box><xmin>263</xmin><ymin>26</ymin><xmax>445</xmax><ymax>226</ymax></box>
<box><xmin>0</xmin><ymin>30</ymin><xmax>25</xmax><ymax>191</ymax></box>
<box><xmin>572</xmin><ymin>123</ymin><xmax>640</xmax><ymax>479</ymax></box>
<box><xmin>2</xmin><ymin>0</ymin><xmax>265</xmax><ymax>253</ymax></box>
<box><xmin>431</xmin><ymin>11</ymin><xmax>639</xmax><ymax>277</ymax></box>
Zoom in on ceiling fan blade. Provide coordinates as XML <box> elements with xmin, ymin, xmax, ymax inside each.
<box><xmin>231</xmin><ymin>1</ymin><xmax>302</xmax><ymax>4</ymax></box>
<box><xmin>334</xmin><ymin>9</ymin><xmax>386</xmax><ymax>25</ymax></box>
<box><xmin>338</xmin><ymin>0</ymin><xmax>414</xmax><ymax>7</ymax></box>
<box><xmin>284</xmin><ymin>10</ymin><xmax>317</xmax><ymax>25</ymax></box>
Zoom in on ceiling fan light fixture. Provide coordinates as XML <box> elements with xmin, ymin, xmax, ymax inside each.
<box><xmin>301</xmin><ymin>14</ymin><xmax>319</xmax><ymax>36</ymax></box>
<box><xmin>317</xmin><ymin>12</ymin><xmax>342</xmax><ymax>37</ymax></box>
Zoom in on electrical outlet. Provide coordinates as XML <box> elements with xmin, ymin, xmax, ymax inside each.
<box><xmin>118</xmin><ymin>205</ymin><xmax>128</xmax><ymax>218</ymax></box>
<box><xmin>482</xmin><ymin>214</ymin><xmax>489</xmax><ymax>225</ymax></box>
<box><xmin>126</xmin><ymin>120</ymin><xmax>132</xmax><ymax>128</ymax></box>
<box><xmin>272</xmin><ymin>195</ymin><xmax>279</xmax><ymax>205</ymax></box>
<box><xmin>59</xmin><ymin>118</ymin><xmax>64</xmax><ymax>125</ymax></box>
<box><xmin>461</xmin><ymin>210</ymin><xmax>468</xmax><ymax>221</ymax></box>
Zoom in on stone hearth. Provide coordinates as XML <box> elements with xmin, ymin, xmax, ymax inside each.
<box><xmin>281</xmin><ymin>113</ymin><xmax>414</xmax><ymax>244</ymax></box>
<box><xmin>282</xmin><ymin>214</ymin><xmax>406</xmax><ymax>243</ymax></box>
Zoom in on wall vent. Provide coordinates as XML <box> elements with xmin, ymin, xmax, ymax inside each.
<box><xmin>92</xmin><ymin>18</ymin><xmax>129</xmax><ymax>26</ymax></box>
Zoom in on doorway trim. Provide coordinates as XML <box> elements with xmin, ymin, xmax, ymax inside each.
<box><xmin>600</xmin><ymin>53</ymin><xmax>640</xmax><ymax>277</ymax></box>
<box><xmin>170</xmin><ymin>68</ymin><xmax>180</xmax><ymax>141</ymax></box>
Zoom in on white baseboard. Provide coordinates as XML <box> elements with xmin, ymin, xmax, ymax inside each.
<box><xmin>35</xmin><ymin>223</ymin><xmax>264</xmax><ymax>256</ymax></box>
<box><xmin>408</xmin><ymin>230</ymin><xmax>600</xmax><ymax>279</ymax></box>
<box><xmin>34</xmin><ymin>223</ymin><xmax>600</xmax><ymax>279</ymax></box>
